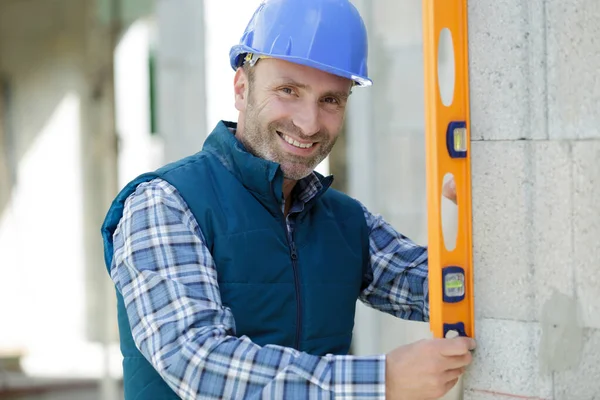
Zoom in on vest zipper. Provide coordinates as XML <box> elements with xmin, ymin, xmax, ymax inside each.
<box><xmin>282</xmin><ymin>217</ymin><xmax>302</xmax><ymax>350</ymax></box>
<box><xmin>289</xmin><ymin>235</ymin><xmax>301</xmax><ymax>350</ymax></box>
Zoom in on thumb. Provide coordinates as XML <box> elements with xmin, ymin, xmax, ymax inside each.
<box><xmin>439</xmin><ymin>337</ymin><xmax>476</xmax><ymax>356</ymax></box>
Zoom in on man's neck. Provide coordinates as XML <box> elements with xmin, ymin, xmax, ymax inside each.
<box><xmin>282</xmin><ymin>178</ymin><xmax>297</xmax><ymax>215</ymax></box>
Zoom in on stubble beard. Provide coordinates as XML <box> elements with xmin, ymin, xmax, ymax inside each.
<box><xmin>239</xmin><ymin>101</ymin><xmax>337</xmax><ymax>180</ymax></box>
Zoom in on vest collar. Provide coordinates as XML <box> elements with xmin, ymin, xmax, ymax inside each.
<box><xmin>202</xmin><ymin>121</ymin><xmax>333</xmax><ymax>214</ymax></box>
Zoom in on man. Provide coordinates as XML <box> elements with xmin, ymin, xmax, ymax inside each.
<box><xmin>101</xmin><ymin>0</ymin><xmax>475</xmax><ymax>398</ymax></box>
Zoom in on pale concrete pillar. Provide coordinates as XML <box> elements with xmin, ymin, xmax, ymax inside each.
<box><xmin>347</xmin><ymin>0</ymin><xmax>381</xmax><ymax>358</ymax></box>
<box><xmin>0</xmin><ymin>77</ymin><xmax>12</xmax><ymax>216</ymax></box>
<box><xmin>156</xmin><ymin>0</ymin><xmax>208</xmax><ymax>163</ymax></box>
<box><xmin>81</xmin><ymin>0</ymin><xmax>122</xmax><ymax>398</ymax></box>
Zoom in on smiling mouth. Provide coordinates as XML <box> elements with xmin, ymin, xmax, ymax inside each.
<box><xmin>277</xmin><ymin>131</ymin><xmax>315</xmax><ymax>149</ymax></box>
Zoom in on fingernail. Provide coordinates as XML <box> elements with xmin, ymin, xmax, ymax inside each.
<box><xmin>469</xmin><ymin>338</ymin><xmax>477</xmax><ymax>350</ymax></box>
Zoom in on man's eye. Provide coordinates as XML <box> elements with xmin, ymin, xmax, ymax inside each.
<box><xmin>280</xmin><ymin>87</ymin><xmax>294</xmax><ymax>95</ymax></box>
<box><xmin>323</xmin><ymin>97</ymin><xmax>340</xmax><ymax>105</ymax></box>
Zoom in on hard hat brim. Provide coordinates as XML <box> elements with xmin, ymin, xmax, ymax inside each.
<box><xmin>230</xmin><ymin>45</ymin><xmax>373</xmax><ymax>87</ymax></box>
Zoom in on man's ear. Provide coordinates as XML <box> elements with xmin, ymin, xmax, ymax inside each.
<box><xmin>234</xmin><ymin>68</ymin><xmax>249</xmax><ymax>112</ymax></box>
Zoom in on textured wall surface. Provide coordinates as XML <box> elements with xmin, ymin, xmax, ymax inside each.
<box><xmin>464</xmin><ymin>0</ymin><xmax>600</xmax><ymax>398</ymax></box>
<box><xmin>349</xmin><ymin>0</ymin><xmax>599</xmax><ymax>399</ymax></box>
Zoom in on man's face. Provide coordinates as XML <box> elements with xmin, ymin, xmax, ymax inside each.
<box><xmin>234</xmin><ymin>58</ymin><xmax>352</xmax><ymax>180</ymax></box>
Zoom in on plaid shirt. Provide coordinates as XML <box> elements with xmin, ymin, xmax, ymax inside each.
<box><xmin>111</xmin><ymin>174</ymin><xmax>429</xmax><ymax>399</ymax></box>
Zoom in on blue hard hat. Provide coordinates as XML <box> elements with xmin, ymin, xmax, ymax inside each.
<box><xmin>229</xmin><ymin>0</ymin><xmax>372</xmax><ymax>87</ymax></box>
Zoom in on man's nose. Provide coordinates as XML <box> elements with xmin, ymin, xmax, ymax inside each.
<box><xmin>292</xmin><ymin>103</ymin><xmax>320</xmax><ymax>137</ymax></box>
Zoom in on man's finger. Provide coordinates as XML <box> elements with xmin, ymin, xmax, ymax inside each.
<box><xmin>442</xmin><ymin>178</ymin><xmax>457</xmax><ymax>203</ymax></box>
<box><xmin>443</xmin><ymin>377</ymin><xmax>460</xmax><ymax>393</ymax></box>
<box><xmin>439</xmin><ymin>337</ymin><xmax>476</xmax><ymax>356</ymax></box>
<box><xmin>443</xmin><ymin>367</ymin><xmax>466</xmax><ymax>383</ymax></box>
<box><xmin>444</xmin><ymin>352</ymin><xmax>473</xmax><ymax>370</ymax></box>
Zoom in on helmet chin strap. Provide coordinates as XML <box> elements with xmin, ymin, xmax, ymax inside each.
<box><xmin>244</xmin><ymin>53</ymin><xmax>259</xmax><ymax>67</ymax></box>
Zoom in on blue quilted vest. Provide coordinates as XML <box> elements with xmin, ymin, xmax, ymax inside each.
<box><xmin>101</xmin><ymin>121</ymin><xmax>370</xmax><ymax>399</ymax></box>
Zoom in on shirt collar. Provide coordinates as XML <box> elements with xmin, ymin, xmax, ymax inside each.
<box><xmin>295</xmin><ymin>172</ymin><xmax>323</xmax><ymax>204</ymax></box>
<box><xmin>203</xmin><ymin>120</ymin><xmax>333</xmax><ymax>214</ymax></box>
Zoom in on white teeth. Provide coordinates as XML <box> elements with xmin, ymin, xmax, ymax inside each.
<box><xmin>282</xmin><ymin>133</ymin><xmax>313</xmax><ymax>149</ymax></box>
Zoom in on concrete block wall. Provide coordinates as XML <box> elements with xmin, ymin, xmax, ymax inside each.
<box><xmin>464</xmin><ymin>0</ymin><xmax>600</xmax><ymax>398</ymax></box>
<box><xmin>348</xmin><ymin>0</ymin><xmax>599</xmax><ymax>399</ymax></box>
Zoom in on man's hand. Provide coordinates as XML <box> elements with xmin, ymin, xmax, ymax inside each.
<box><xmin>442</xmin><ymin>177</ymin><xmax>457</xmax><ymax>205</ymax></box>
<box><xmin>385</xmin><ymin>337</ymin><xmax>476</xmax><ymax>400</ymax></box>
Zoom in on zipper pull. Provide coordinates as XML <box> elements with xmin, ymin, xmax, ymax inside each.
<box><xmin>290</xmin><ymin>242</ymin><xmax>298</xmax><ymax>260</ymax></box>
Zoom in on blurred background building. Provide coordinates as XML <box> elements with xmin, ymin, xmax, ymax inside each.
<box><xmin>0</xmin><ymin>0</ymin><xmax>598</xmax><ymax>399</ymax></box>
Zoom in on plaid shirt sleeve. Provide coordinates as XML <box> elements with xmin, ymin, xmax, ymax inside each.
<box><xmin>359</xmin><ymin>203</ymin><xmax>430</xmax><ymax>322</ymax></box>
<box><xmin>110</xmin><ymin>178</ymin><xmax>386</xmax><ymax>400</ymax></box>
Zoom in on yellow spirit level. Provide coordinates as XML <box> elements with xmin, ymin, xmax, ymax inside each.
<box><xmin>423</xmin><ymin>0</ymin><xmax>475</xmax><ymax>339</ymax></box>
